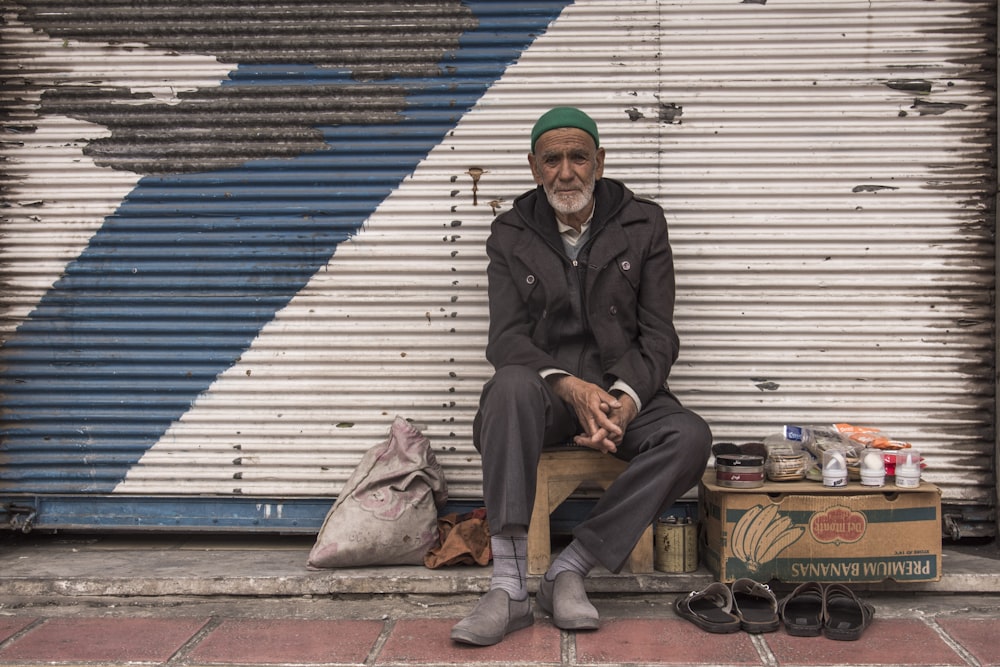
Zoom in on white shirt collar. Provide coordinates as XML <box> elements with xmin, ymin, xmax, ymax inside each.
<box><xmin>556</xmin><ymin>203</ymin><xmax>595</xmax><ymax>246</ymax></box>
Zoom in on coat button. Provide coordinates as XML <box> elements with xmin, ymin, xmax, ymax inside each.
<box><xmin>526</xmin><ymin>274</ymin><xmax>535</xmax><ymax>285</ymax></box>
<box><xmin>621</xmin><ymin>261</ymin><xmax>631</xmax><ymax>271</ymax></box>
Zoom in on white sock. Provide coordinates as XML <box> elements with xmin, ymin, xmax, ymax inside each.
<box><xmin>489</xmin><ymin>526</ymin><xmax>528</xmax><ymax>601</ymax></box>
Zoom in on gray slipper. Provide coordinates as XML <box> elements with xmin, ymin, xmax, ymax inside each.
<box><xmin>536</xmin><ymin>571</ymin><xmax>600</xmax><ymax>630</ymax></box>
<box><xmin>451</xmin><ymin>589</ymin><xmax>533</xmax><ymax>646</ymax></box>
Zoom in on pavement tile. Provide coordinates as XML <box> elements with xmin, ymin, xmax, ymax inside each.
<box><xmin>0</xmin><ymin>618</ymin><xmax>35</xmax><ymax>644</ymax></box>
<box><xmin>0</xmin><ymin>617</ymin><xmax>208</xmax><ymax>664</ymax></box>
<box><xmin>937</xmin><ymin>618</ymin><xmax>1000</xmax><ymax>667</ymax></box>
<box><xmin>575</xmin><ymin>618</ymin><xmax>762</xmax><ymax>665</ymax></box>
<box><xmin>377</xmin><ymin>618</ymin><xmax>562</xmax><ymax>665</ymax></box>
<box><xmin>188</xmin><ymin>618</ymin><xmax>384</xmax><ymax>665</ymax></box>
<box><xmin>764</xmin><ymin>618</ymin><xmax>964</xmax><ymax>666</ymax></box>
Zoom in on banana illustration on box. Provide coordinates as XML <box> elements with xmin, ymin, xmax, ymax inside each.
<box><xmin>730</xmin><ymin>503</ymin><xmax>805</xmax><ymax>573</ymax></box>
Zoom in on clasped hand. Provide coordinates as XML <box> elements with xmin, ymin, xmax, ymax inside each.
<box><xmin>549</xmin><ymin>375</ymin><xmax>637</xmax><ymax>454</ymax></box>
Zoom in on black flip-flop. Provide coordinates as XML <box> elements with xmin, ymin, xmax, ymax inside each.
<box><xmin>673</xmin><ymin>582</ymin><xmax>741</xmax><ymax>634</ymax></box>
<box><xmin>824</xmin><ymin>583</ymin><xmax>875</xmax><ymax>641</ymax></box>
<box><xmin>778</xmin><ymin>581</ymin><xmax>825</xmax><ymax>637</ymax></box>
<box><xmin>731</xmin><ymin>578</ymin><xmax>780</xmax><ymax>633</ymax></box>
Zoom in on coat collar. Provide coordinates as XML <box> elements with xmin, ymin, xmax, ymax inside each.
<box><xmin>511</xmin><ymin>178</ymin><xmax>635</xmax><ymax>265</ymax></box>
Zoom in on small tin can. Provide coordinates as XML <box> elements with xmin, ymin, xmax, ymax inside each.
<box><xmin>654</xmin><ymin>516</ymin><xmax>698</xmax><ymax>573</ymax></box>
<box><xmin>715</xmin><ymin>453</ymin><xmax>765</xmax><ymax>488</ymax></box>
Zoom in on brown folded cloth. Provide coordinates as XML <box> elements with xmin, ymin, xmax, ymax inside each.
<box><xmin>424</xmin><ymin>508</ymin><xmax>492</xmax><ymax>568</ymax></box>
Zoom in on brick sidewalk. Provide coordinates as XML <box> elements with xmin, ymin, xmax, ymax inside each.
<box><xmin>2</xmin><ymin>534</ymin><xmax>998</xmax><ymax>666</ymax></box>
<box><xmin>1</xmin><ymin>608</ymin><xmax>998</xmax><ymax>666</ymax></box>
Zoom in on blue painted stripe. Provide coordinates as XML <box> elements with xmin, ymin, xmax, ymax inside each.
<box><xmin>0</xmin><ymin>495</ymin><xmax>691</xmax><ymax>533</ymax></box>
<box><xmin>0</xmin><ymin>1</ymin><xmax>572</xmax><ymax>493</ymax></box>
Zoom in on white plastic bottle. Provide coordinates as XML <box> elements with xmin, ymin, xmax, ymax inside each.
<box><xmin>860</xmin><ymin>449</ymin><xmax>885</xmax><ymax>487</ymax></box>
<box><xmin>895</xmin><ymin>449</ymin><xmax>921</xmax><ymax>488</ymax></box>
<box><xmin>822</xmin><ymin>449</ymin><xmax>848</xmax><ymax>487</ymax></box>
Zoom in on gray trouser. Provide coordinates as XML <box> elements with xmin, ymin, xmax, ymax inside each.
<box><xmin>473</xmin><ymin>364</ymin><xmax>713</xmax><ymax>573</ymax></box>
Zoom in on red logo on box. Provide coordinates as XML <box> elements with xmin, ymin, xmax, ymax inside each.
<box><xmin>809</xmin><ymin>506</ymin><xmax>866</xmax><ymax>544</ymax></box>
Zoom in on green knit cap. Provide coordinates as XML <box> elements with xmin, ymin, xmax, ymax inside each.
<box><xmin>530</xmin><ymin>107</ymin><xmax>600</xmax><ymax>152</ymax></box>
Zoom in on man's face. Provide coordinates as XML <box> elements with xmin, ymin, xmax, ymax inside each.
<box><xmin>528</xmin><ymin>128</ymin><xmax>605</xmax><ymax>218</ymax></box>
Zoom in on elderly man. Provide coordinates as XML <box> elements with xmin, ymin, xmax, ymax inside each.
<box><xmin>451</xmin><ymin>107</ymin><xmax>712</xmax><ymax>646</ymax></box>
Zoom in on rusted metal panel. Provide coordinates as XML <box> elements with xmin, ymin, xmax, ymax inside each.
<box><xmin>0</xmin><ymin>0</ymin><xmax>995</xmax><ymax>535</ymax></box>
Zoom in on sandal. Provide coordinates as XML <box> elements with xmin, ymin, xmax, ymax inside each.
<box><xmin>731</xmin><ymin>578</ymin><xmax>780</xmax><ymax>633</ymax></box>
<box><xmin>823</xmin><ymin>583</ymin><xmax>875</xmax><ymax>641</ymax></box>
<box><xmin>673</xmin><ymin>582</ymin><xmax>741</xmax><ymax>634</ymax></box>
<box><xmin>778</xmin><ymin>581</ymin><xmax>824</xmax><ymax>637</ymax></box>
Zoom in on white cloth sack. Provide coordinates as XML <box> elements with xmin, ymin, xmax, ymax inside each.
<box><xmin>308</xmin><ymin>416</ymin><xmax>447</xmax><ymax>568</ymax></box>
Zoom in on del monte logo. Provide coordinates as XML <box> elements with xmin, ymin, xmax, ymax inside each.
<box><xmin>809</xmin><ymin>505</ymin><xmax>866</xmax><ymax>544</ymax></box>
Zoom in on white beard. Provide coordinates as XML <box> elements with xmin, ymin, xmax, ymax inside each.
<box><xmin>544</xmin><ymin>175</ymin><xmax>596</xmax><ymax>216</ymax></box>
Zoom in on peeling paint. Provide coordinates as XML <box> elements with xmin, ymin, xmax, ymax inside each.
<box><xmin>752</xmin><ymin>379</ymin><xmax>780</xmax><ymax>392</ymax></box>
<box><xmin>15</xmin><ymin>0</ymin><xmax>478</xmax><ymax>175</ymax></box>
<box><xmin>42</xmin><ymin>84</ymin><xmax>407</xmax><ymax>174</ymax></box>
<box><xmin>886</xmin><ymin>79</ymin><xmax>933</xmax><ymax>94</ymax></box>
<box><xmin>852</xmin><ymin>185</ymin><xmax>900</xmax><ymax>193</ymax></box>
<box><xmin>910</xmin><ymin>99</ymin><xmax>968</xmax><ymax>116</ymax></box>
<box><xmin>658</xmin><ymin>102</ymin><xmax>683</xmax><ymax>124</ymax></box>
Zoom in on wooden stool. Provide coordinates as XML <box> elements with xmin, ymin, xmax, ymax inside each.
<box><xmin>528</xmin><ymin>448</ymin><xmax>654</xmax><ymax>575</ymax></box>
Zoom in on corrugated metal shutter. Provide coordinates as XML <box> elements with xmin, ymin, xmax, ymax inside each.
<box><xmin>1</xmin><ymin>1</ymin><xmax>995</xmax><ymax>536</ymax></box>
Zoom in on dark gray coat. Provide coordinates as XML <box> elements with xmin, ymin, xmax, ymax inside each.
<box><xmin>484</xmin><ymin>177</ymin><xmax>679</xmax><ymax>408</ymax></box>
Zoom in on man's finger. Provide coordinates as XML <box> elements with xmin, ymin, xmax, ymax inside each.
<box><xmin>573</xmin><ymin>433</ymin><xmax>616</xmax><ymax>454</ymax></box>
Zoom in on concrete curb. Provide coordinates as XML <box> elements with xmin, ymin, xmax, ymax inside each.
<box><xmin>1</xmin><ymin>535</ymin><xmax>998</xmax><ymax>599</ymax></box>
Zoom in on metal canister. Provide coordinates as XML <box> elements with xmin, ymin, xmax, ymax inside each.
<box><xmin>654</xmin><ymin>516</ymin><xmax>698</xmax><ymax>573</ymax></box>
<box><xmin>715</xmin><ymin>453</ymin><xmax>765</xmax><ymax>488</ymax></box>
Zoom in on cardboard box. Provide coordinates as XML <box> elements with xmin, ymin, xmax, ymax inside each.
<box><xmin>699</xmin><ymin>472</ymin><xmax>941</xmax><ymax>583</ymax></box>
